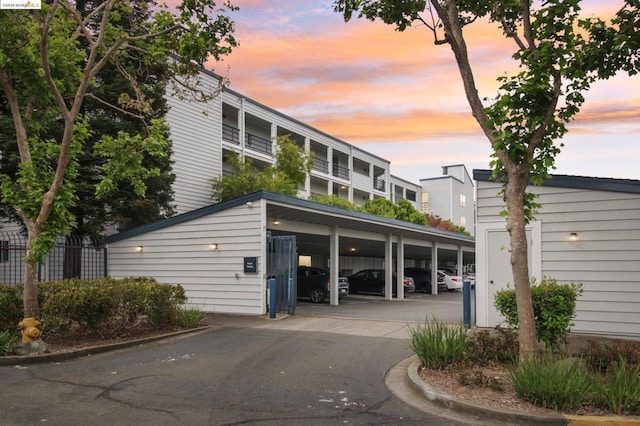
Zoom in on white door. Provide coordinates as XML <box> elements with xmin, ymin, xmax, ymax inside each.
<box><xmin>487</xmin><ymin>229</ymin><xmax>534</xmax><ymax>327</ymax></box>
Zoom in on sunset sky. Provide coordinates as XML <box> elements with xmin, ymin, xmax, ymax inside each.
<box><xmin>209</xmin><ymin>0</ymin><xmax>639</xmax><ymax>184</ymax></box>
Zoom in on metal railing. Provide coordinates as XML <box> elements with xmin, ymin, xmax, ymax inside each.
<box><xmin>374</xmin><ymin>177</ymin><xmax>386</xmax><ymax>191</ymax></box>
<box><xmin>0</xmin><ymin>233</ymin><xmax>107</xmax><ymax>286</ymax></box>
<box><xmin>332</xmin><ymin>164</ymin><xmax>350</xmax><ymax>180</ymax></box>
<box><xmin>245</xmin><ymin>133</ymin><xmax>272</xmax><ymax>155</ymax></box>
<box><xmin>312</xmin><ymin>158</ymin><xmax>329</xmax><ymax>174</ymax></box>
<box><xmin>222</xmin><ymin>123</ymin><xmax>240</xmax><ymax>145</ymax></box>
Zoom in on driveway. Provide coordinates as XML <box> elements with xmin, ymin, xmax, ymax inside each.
<box><xmin>296</xmin><ymin>291</ymin><xmax>473</xmax><ymax>325</ymax></box>
<box><xmin>0</xmin><ymin>320</ymin><xmax>465</xmax><ymax>425</ymax></box>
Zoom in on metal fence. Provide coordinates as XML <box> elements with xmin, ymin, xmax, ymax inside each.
<box><xmin>0</xmin><ymin>232</ymin><xmax>107</xmax><ymax>286</ymax></box>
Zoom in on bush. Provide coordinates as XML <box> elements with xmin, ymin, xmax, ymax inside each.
<box><xmin>583</xmin><ymin>339</ymin><xmax>640</xmax><ymax>373</ymax></box>
<box><xmin>509</xmin><ymin>354</ymin><xmax>595</xmax><ymax>411</ymax></box>
<box><xmin>0</xmin><ymin>285</ymin><xmax>22</xmax><ymax>332</ymax></box>
<box><xmin>39</xmin><ymin>277</ymin><xmax>187</xmax><ymax>336</ymax></box>
<box><xmin>176</xmin><ymin>306</ymin><xmax>206</xmax><ymax>328</ymax></box>
<box><xmin>594</xmin><ymin>358</ymin><xmax>640</xmax><ymax>415</ymax></box>
<box><xmin>409</xmin><ymin>316</ymin><xmax>467</xmax><ymax>370</ymax></box>
<box><xmin>464</xmin><ymin>328</ymin><xmax>519</xmax><ymax>366</ymax></box>
<box><xmin>0</xmin><ymin>330</ymin><xmax>17</xmax><ymax>355</ymax></box>
<box><xmin>494</xmin><ymin>277</ymin><xmax>583</xmax><ymax>349</ymax></box>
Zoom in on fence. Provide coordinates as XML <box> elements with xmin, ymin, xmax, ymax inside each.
<box><xmin>0</xmin><ymin>232</ymin><xmax>107</xmax><ymax>286</ymax></box>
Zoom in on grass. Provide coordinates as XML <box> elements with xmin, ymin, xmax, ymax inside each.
<box><xmin>595</xmin><ymin>358</ymin><xmax>640</xmax><ymax>415</ymax></box>
<box><xmin>175</xmin><ymin>306</ymin><xmax>206</xmax><ymax>328</ymax></box>
<box><xmin>0</xmin><ymin>330</ymin><xmax>17</xmax><ymax>355</ymax></box>
<box><xmin>409</xmin><ymin>316</ymin><xmax>467</xmax><ymax>370</ymax></box>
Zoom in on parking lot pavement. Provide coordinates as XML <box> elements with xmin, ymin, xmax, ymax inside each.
<box><xmin>295</xmin><ymin>291</ymin><xmax>474</xmax><ymax>325</ymax></box>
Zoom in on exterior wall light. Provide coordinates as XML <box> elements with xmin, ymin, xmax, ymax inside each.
<box><xmin>211</xmin><ymin>243</ymin><xmax>219</xmax><ymax>250</ymax></box>
<box><xmin>136</xmin><ymin>245</ymin><xmax>144</xmax><ymax>252</ymax></box>
<box><xmin>350</xmin><ymin>247</ymin><xmax>357</xmax><ymax>253</ymax></box>
<box><xmin>273</xmin><ymin>219</ymin><xmax>281</xmax><ymax>225</ymax></box>
<box><xmin>569</xmin><ymin>232</ymin><xmax>578</xmax><ymax>241</ymax></box>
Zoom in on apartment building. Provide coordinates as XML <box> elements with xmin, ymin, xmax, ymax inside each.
<box><xmin>420</xmin><ymin>165</ymin><xmax>476</xmax><ymax>236</ymax></box>
<box><xmin>166</xmin><ymin>68</ymin><xmax>422</xmax><ymax>215</ymax></box>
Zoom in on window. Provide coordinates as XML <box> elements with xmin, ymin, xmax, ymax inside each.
<box><xmin>460</xmin><ymin>194</ymin><xmax>466</xmax><ymax>207</ymax></box>
<box><xmin>460</xmin><ymin>216</ymin><xmax>466</xmax><ymax>227</ymax></box>
<box><xmin>421</xmin><ymin>192</ymin><xmax>429</xmax><ymax>213</ymax></box>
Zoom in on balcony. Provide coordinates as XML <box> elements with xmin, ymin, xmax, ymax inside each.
<box><xmin>222</xmin><ymin>124</ymin><xmax>240</xmax><ymax>145</ymax></box>
<box><xmin>374</xmin><ymin>177</ymin><xmax>385</xmax><ymax>191</ymax></box>
<box><xmin>312</xmin><ymin>158</ymin><xmax>329</xmax><ymax>174</ymax></box>
<box><xmin>245</xmin><ymin>132</ymin><xmax>272</xmax><ymax>155</ymax></box>
<box><xmin>332</xmin><ymin>164</ymin><xmax>350</xmax><ymax>180</ymax></box>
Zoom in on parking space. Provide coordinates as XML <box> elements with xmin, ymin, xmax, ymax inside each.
<box><xmin>295</xmin><ymin>291</ymin><xmax>475</xmax><ymax>325</ymax></box>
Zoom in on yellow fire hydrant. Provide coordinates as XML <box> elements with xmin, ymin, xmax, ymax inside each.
<box><xmin>18</xmin><ymin>318</ymin><xmax>41</xmax><ymax>344</ymax></box>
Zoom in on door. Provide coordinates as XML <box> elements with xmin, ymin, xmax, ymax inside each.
<box><xmin>487</xmin><ymin>229</ymin><xmax>534</xmax><ymax>327</ymax></box>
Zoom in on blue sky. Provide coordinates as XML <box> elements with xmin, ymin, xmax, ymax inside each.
<box><xmin>209</xmin><ymin>0</ymin><xmax>640</xmax><ymax>184</ymax></box>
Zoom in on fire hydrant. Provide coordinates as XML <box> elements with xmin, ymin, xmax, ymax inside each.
<box><xmin>18</xmin><ymin>318</ymin><xmax>41</xmax><ymax>344</ymax></box>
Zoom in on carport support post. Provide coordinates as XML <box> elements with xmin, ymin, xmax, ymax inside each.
<box><xmin>329</xmin><ymin>226</ymin><xmax>340</xmax><ymax>306</ymax></box>
<box><xmin>432</xmin><ymin>241</ymin><xmax>439</xmax><ymax>295</ymax></box>
<box><xmin>457</xmin><ymin>246</ymin><xmax>464</xmax><ymax>277</ymax></box>
<box><xmin>385</xmin><ymin>233</ymin><xmax>392</xmax><ymax>300</ymax></box>
<box><xmin>397</xmin><ymin>236</ymin><xmax>405</xmax><ymax>299</ymax></box>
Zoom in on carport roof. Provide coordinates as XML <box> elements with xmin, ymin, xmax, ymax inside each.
<box><xmin>105</xmin><ymin>191</ymin><xmax>475</xmax><ymax>248</ymax></box>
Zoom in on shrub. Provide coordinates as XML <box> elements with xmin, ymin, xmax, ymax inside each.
<box><xmin>594</xmin><ymin>358</ymin><xmax>640</xmax><ymax>415</ymax></box>
<box><xmin>176</xmin><ymin>306</ymin><xmax>206</xmax><ymax>328</ymax></box>
<box><xmin>409</xmin><ymin>316</ymin><xmax>467</xmax><ymax>370</ymax></box>
<box><xmin>509</xmin><ymin>354</ymin><xmax>595</xmax><ymax>411</ymax></box>
<box><xmin>583</xmin><ymin>339</ymin><xmax>640</xmax><ymax>373</ymax></box>
<box><xmin>494</xmin><ymin>277</ymin><xmax>583</xmax><ymax>349</ymax></box>
<box><xmin>464</xmin><ymin>328</ymin><xmax>519</xmax><ymax>366</ymax></box>
<box><xmin>0</xmin><ymin>330</ymin><xmax>18</xmax><ymax>355</ymax></box>
<box><xmin>39</xmin><ymin>277</ymin><xmax>187</xmax><ymax>336</ymax></box>
<box><xmin>0</xmin><ymin>285</ymin><xmax>22</xmax><ymax>332</ymax></box>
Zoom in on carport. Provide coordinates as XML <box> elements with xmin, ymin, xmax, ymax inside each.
<box><xmin>106</xmin><ymin>191</ymin><xmax>475</xmax><ymax>316</ymax></box>
<box><xmin>264</xmin><ymin>194</ymin><xmax>475</xmax><ymax>305</ymax></box>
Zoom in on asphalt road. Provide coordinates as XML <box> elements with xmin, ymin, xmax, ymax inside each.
<box><xmin>0</xmin><ymin>322</ymin><xmax>465</xmax><ymax>426</ymax></box>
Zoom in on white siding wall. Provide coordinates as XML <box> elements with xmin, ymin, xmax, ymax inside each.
<box><xmin>107</xmin><ymin>201</ymin><xmax>266</xmax><ymax>315</ymax></box>
<box><xmin>166</xmin><ymin>75</ymin><xmax>223</xmax><ymax>214</ymax></box>
<box><xmin>477</xmin><ymin>179</ymin><xmax>640</xmax><ymax>337</ymax></box>
<box><xmin>421</xmin><ymin>178</ymin><xmax>452</xmax><ymax>218</ymax></box>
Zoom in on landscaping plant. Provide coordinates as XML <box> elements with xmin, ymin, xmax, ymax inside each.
<box><xmin>494</xmin><ymin>277</ymin><xmax>583</xmax><ymax>350</ymax></box>
<box><xmin>409</xmin><ymin>316</ymin><xmax>467</xmax><ymax>370</ymax></box>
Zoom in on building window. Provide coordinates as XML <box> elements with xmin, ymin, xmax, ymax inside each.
<box><xmin>460</xmin><ymin>216</ymin><xmax>466</xmax><ymax>227</ymax></box>
<box><xmin>421</xmin><ymin>193</ymin><xmax>429</xmax><ymax>213</ymax></box>
<box><xmin>460</xmin><ymin>194</ymin><xmax>466</xmax><ymax>207</ymax></box>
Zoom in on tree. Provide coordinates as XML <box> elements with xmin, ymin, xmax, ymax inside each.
<box><xmin>210</xmin><ymin>135</ymin><xmax>312</xmax><ymax>202</ymax></box>
<box><xmin>0</xmin><ymin>1</ymin><xmax>237</xmax><ymax>331</ymax></box>
<box><xmin>335</xmin><ymin>0</ymin><xmax>639</xmax><ymax>358</ymax></box>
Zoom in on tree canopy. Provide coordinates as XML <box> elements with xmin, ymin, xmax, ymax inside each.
<box><xmin>210</xmin><ymin>135</ymin><xmax>313</xmax><ymax>202</ymax></box>
<box><xmin>0</xmin><ymin>0</ymin><xmax>238</xmax><ymax>321</ymax></box>
<box><xmin>335</xmin><ymin>0</ymin><xmax>639</xmax><ymax>358</ymax></box>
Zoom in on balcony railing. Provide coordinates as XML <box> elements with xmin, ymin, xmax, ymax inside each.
<box><xmin>374</xmin><ymin>178</ymin><xmax>385</xmax><ymax>191</ymax></box>
<box><xmin>222</xmin><ymin>123</ymin><xmax>240</xmax><ymax>145</ymax></box>
<box><xmin>312</xmin><ymin>158</ymin><xmax>329</xmax><ymax>174</ymax></box>
<box><xmin>332</xmin><ymin>164</ymin><xmax>350</xmax><ymax>180</ymax></box>
<box><xmin>245</xmin><ymin>133</ymin><xmax>272</xmax><ymax>155</ymax></box>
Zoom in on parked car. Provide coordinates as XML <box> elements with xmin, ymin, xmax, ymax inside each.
<box><xmin>297</xmin><ymin>266</ymin><xmax>349</xmax><ymax>303</ymax></box>
<box><xmin>438</xmin><ymin>269</ymin><xmax>463</xmax><ymax>291</ymax></box>
<box><xmin>404</xmin><ymin>267</ymin><xmax>432</xmax><ymax>293</ymax></box>
<box><xmin>347</xmin><ymin>269</ymin><xmax>415</xmax><ymax>296</ymax></box>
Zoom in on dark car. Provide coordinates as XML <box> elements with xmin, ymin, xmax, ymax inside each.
<box><xmin>297</xmin><ymin>266</ymin><xmax>349</xmax><ymax>303</ymax></box>
<box><xmin>404</xmin><ymin>267</ymin><xmax>432</xmax><ymax>293</ymax></box>
<box><xmin>347</xmin><ymin>269</ymin><xmax>415</xmax><ymax>296</ymax></box>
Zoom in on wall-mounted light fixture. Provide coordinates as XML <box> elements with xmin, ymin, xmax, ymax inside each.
<box><xmin>272</xmin><ymin>219</ymin><xmax>281</xmax><ymax>225</ymax></box>
<box><xmin>246</xmin><ymin>201</ymin><xmax>253</xmax><ymax>208</ymax></box>
<box><xmin>136</xmin><ymin>245</ymin><xmax>144</xmax><ymax>252</ymax></box>
<box><xmin>569</xmin><ymin>232</ymin><xmax>578</xmax><ymax>241</ymax></box>
<box><xmin>349</xmin><ymin>247</ymin><xmax>357</xmax><ymax>253</ymax></box>
<box><xmin>210</xmin><ymin>243</ymin><xmax>219</xmax><ymax>250</ymax></box>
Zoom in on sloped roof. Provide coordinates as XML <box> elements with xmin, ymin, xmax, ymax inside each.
<box><xmin>105</xmin><ymin>191</ymin><xmax>474</xmax><ymax>247</ymax></box>
<box><xmin>473</xmin><ymin>170</ymin><xmax>640</xmax><ymax>194</ymax></box>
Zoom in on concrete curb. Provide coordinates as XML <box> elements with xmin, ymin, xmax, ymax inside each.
<box><xmin>405</xmin><ymin>355</ymin><xmax>640</xmax><ymax>426</ymax></box>
<box><xmin>0</xmin><ymin>326</ymin><xmax>211</xmax><ymax>366</ymax></box>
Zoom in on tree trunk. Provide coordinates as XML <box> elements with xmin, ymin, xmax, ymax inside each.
<box><xmin>505</xmin><ymin>169</ymin><xmax>537</xmax><ymax>360</ymax></box>
<box><xmin>23</xmin><ymin>232</ymin><xmax>40</xmax><ymax>319</ymax></box>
